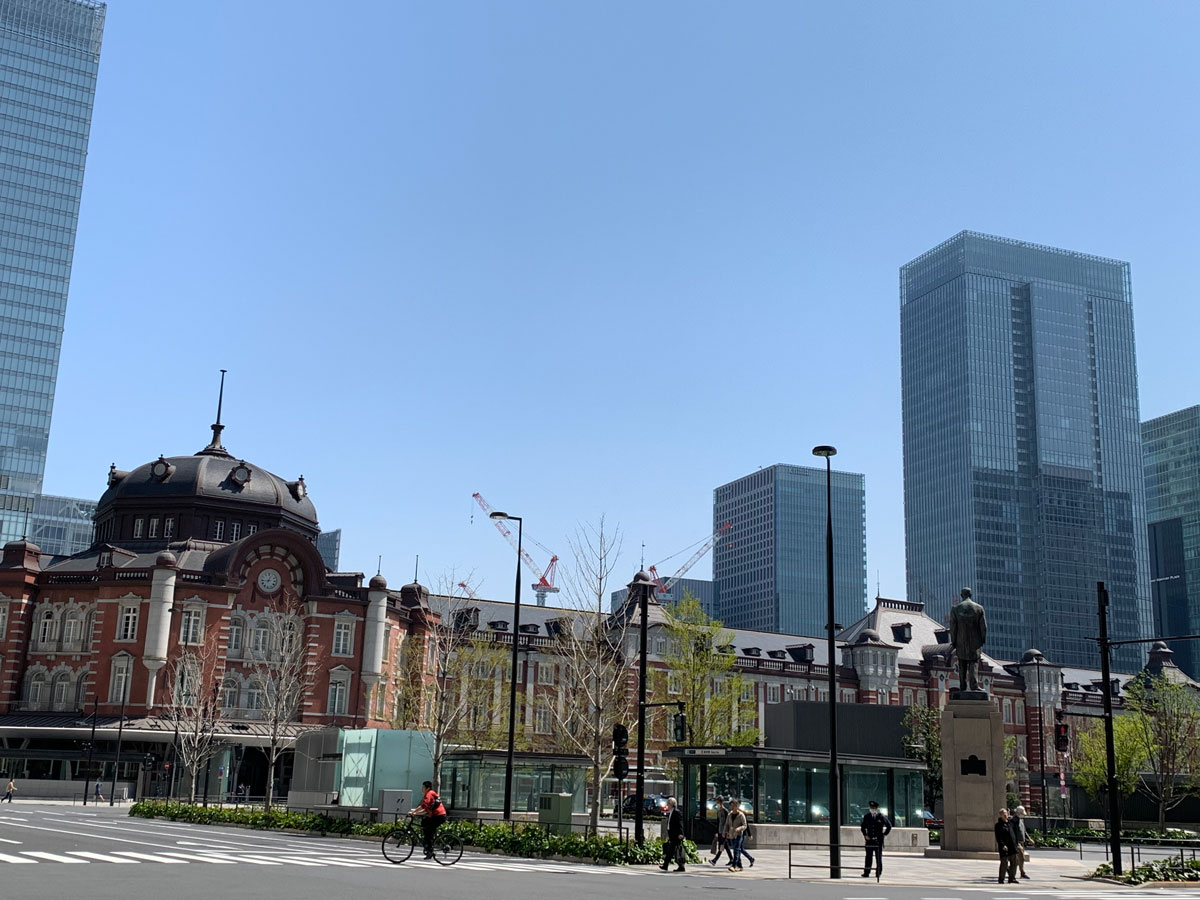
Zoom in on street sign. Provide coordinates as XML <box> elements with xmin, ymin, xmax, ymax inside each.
<box><xmin>683</xmin><ymin>748</ymin><xmax>725</xmax><ymax>757</ymax></box>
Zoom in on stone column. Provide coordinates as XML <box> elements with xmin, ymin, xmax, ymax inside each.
<box><xmin>933</xmin><ymin>697</ymin><xmax>1007</xmax><ymax>856</ymax></box>
<box><xmin>361</xmin><ymin>574</ymin><xmax>388</xmax><ymax>700</ymax></box>
<box><xmin>143</xmin><ymin>551</ymin><xmax>178</xmax><ymax>706</ymax></box>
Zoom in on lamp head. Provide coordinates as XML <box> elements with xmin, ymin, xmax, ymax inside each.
<box><xmin>812</xmin><ymin>445</ymin><xmax>837</xmax><ymax>458</ymax></box>
<box><xmin>489</xmin><ymin>511</ymin><xmax>509</xmax><ymax>520</ymax></box>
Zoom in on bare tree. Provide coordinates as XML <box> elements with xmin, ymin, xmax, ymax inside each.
<box><xmin>244</xmin><ymin>591</ymin><xmax>314</xmax><ymax>809</ymax></box>
<box><xmin>411</xmin><ymin>577</ymin><xmax>511</xmax><ymax>791</ymax></box>
<box><xmin>540</xmin><ymin>517</ymin><xmax>633</xmax><ymax>828</ymax></box>
<box><xmin>1123</xmin><ymin>673</ymin><xmax>1200</xmax><ymax>832</ymax></box>
<box><xmin>163</xmin><ymin>633</ymin><xmax>224</xmax><ymax>802</ymax></box>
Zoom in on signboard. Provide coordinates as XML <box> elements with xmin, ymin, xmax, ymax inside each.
<box><xmin>379</xmin><ymin>789</ymin><xmax>413</xmax><ymax>819</ymax></box>
<box><xmin>683</xmin><ymin>748</ymin><xmax>726</xmax><ymax>757</ymax></box>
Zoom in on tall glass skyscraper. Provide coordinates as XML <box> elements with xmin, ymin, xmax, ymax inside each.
<box><xmin>901</xmin><ymin>231</ymin><xmax>1151</xmax><ymax>668</ymax></box>
<box><xmin>0</xmin><ymin>0</ymin><xmax>105</xmax><ymax>543</ymax></box>
<box><xmin>1143</xmin><ymin>406</ymin><xmax>1200</xmax><ymax>679</ymax></box>
<box><xmin>713</xmin><ymin>464</ymin><xmax>866</xmax><ymax>636</ymax></box>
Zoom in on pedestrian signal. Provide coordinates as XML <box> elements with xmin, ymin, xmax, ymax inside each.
<box><xmin>1054</xmin><ymin>723</ymin><xmax>1070</xmax><ymax>753</ymax></box>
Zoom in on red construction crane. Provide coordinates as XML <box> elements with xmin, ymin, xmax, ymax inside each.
<box><xmin>648</xmin><ymin>521</ymin><xmax>732</xmax><ymax>597</ymax></box>
<box><xmin>457</xmin><ymin>581</ymin><xmax>478</xmax><ymax>600</ymax></box>
<box><xmin>472</xmin><ymin>492</ymin><xmax>560</xmax><ymax>606</ymax></box>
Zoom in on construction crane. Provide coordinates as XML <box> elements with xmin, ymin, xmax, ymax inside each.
<box><xmin>457</xmin><ymin>581</ymin><xmax>478</xmax><ymax>600</ymax></box>
<box><xmin>648</xmin><ymin>521</ymin><xmax>732</xmax><ymax>598</ymax></box>
<box><xmin>472</xmin><ymin>492</ymin><xmax>560</xmax><ymax>606</ymax></box>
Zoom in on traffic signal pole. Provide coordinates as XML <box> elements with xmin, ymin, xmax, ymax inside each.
<box><xmin>1097</xmin><ymin>582</ymin><xmax>1122</xmax><ymax>876</ymax></box>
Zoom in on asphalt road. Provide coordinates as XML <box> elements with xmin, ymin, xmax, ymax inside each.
<box><xmin>0</xmin><ymin>803</ymin><xmax>1195</xmax><ymax>900</ymax></box>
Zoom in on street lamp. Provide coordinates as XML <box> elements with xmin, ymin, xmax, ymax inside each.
<box><xmin>812</xmin><ymin>444</ymin><xmax>840</xmax><ymax>879</ymax></box>
<box><xmin>489</xmin><ymin>509</ymin><xmax>523</xmax><ymax>820</ymax></box>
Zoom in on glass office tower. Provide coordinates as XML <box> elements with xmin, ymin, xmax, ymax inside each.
<box><xmin>901</xmin><ymin>231</ymin><xmax>1151</xmax><ymax>669</ymax></box>
<box><xmin>713</xmin><ymin>464</ymin><xmax>866</xmax><ymax>636</ymax></box>
<box><xmin>0</xmin><ymin>0</ymin><xmax>105</xmax><ymax>543</ymax></box>
<box><xmin>1143</xmin><ymin>406</ymin><xmax>1200</xmax><ymax>679</ymax></box>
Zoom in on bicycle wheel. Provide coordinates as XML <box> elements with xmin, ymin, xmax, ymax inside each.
<box><xmin>381</xmin><ymin>827</ymin><xmax>415</xmax><ymax>864</ymax></box>
<box><xmin>431</xmin><ymin>835</ymin><xmax>463</xmax><ymax>866</ymax></box>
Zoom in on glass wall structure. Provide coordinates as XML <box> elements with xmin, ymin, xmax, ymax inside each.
<box><xmin>901</xmin><ymin>232</ymin><xmax>1152</xmax><ymax>669</ymax></box>
<box><xmin>317</xmin><ymin>528</ymin><xmax>342</xmax><ymax>570</ymax></box>
<box><xmin>714</xmin><ymin>464</ymin><xmax>866</xmax><ymax>636</ymax></box>
<box><xmin>1143</xmin><ymin>406</ymin><xmax>1200</xmax><ymax>678</ymax></box>
<box><xmin>0</xmin><ymin>0</ymin><xmax>105</xmax><ymax>544</ymax></box>
<box><xmin>29</xmin><ymin>492</ymin><xmax>95</xmax><ymax>556</ymax></box>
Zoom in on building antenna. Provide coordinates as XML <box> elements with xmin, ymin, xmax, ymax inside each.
<box><xmin>204</xmin><ymin>369</ymin><xmax>229</xmax><ymax>453</ymax></box>
<box><xmin>413</xmin><ymin>554</ymin><xmax>419</xmax><ymax>583</ymax></box>
<box><xmin>641</xmin><ymin>542</ymin><xmax>645</xmax><ymax>570</ymax></box>
<box><xmin>215</xmin><ymin>368</ymin><xmax>227</xmax><ymax>425</ymax></box>
<box><xmin>377</xmin><ymin>555</ymin><xmax>382</xmax><ymax>577</ymax></box>
<box><xmin>877</xmin><ymin>570</ymin><xmax>881</xmax><ymax>598</ymax></box>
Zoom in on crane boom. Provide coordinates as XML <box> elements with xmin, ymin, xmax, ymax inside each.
<box><xmin>658</xmin><ymin>522</ymin><xmax>733</xmax><ymax>596</ymax></box>
<box><xmin>472</xmin><ymin>492</ymin><xmax>560</xmax><ymax>593</ymax></box>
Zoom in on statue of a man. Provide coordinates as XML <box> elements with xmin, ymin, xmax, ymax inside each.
<box><xmin>948</xmin><ymin>587</ymin><xmax>987</xmax><ymax>695</ymax></box>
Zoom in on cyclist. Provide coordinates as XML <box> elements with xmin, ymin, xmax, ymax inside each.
<box><xmin>412</xmin><ymin>780</ymin><xmax>446</xmax><ymax>859</ymax></box>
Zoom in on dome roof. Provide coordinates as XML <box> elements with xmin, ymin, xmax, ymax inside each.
<box><xmin>99</xmin><ymin>453</ymin><xmax>317</xmax><ymax>524</ymax></box>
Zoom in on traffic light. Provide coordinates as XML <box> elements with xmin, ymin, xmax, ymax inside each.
<box><xmin>1055</xmin><ymin>723</ymin><xmax>1070</xmax><ymax>753</ymax></box>
<box><xmin>612</xmin><ymin>723</ymin><xmax>629</xmax><ymax>779</ymax></box>
<box><xmin>673</xmin><ymin>712</ymin><xmax>687</xmax><ymax>743</ymax></box>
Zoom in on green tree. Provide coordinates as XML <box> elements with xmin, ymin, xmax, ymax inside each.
<box><xmin>1123</xmin><ymin>674</ymin><xmax>1200</xmax><ymax>833</ymax></box>
<box><xmin>901</xmin><ymin>704</ymin><xmax>942</xmax><ymax>811</ymax></box>
<box><xmin>659</xmin><ymin>592</ymin><xmax>758</xmax><ymax>746</ymax></box>
<box><xmin>1072</xmin><ymin>715</ymin><xmax>1144</xmax><ymax>807</ymax></box>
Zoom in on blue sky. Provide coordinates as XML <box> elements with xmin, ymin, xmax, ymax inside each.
<box><xmin>46</xmin><ymin>1</ymin><xmax>1200</xmax><ymax>613</ymax></box>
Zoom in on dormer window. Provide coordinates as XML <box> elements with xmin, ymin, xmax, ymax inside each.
<box><xmin>767</xmin><ymin>649</ymin><xmax>787</xmax><ymax>660</ymax></box>
<box><xmin>716</xmin><ymin>644</ymin><xmax>734</xmax><ymax>655</ymax></box>
<box><xmin>742</xmin><ymin>647</ymin><xmax>762</xmax><ymax>657</ymax></box>
<box><xmin>488</xmin><ymin>620</ymin><xmax>510</xmax><ymax>632</ymax></box>
<box><xmin>786</xmin><ymin>644</ymin><xmax>815</xmax><ymax>664</ymax></box>
<box><xmin>518</xmin><ymin>624</ymin><xmax>539</xmax><ymax>635</ymax></box>
<box><xmin>230</xmin><ymin>463</ymin><xmax>252</xmax><ymax>487</ymax></box>
<box><xmin>891</xmin><ymin>622</ymin><xmax>913</xmax><ymax>644</ymax></box>
<box><xmin>453</xmin><ymin>608</ymin><xmax>479</xmax><ymax>632</ymax></box>
<box><xmin>150</xmin><ymin>457</ymin><xmax>175</xmax><ymax>482</ymax></box>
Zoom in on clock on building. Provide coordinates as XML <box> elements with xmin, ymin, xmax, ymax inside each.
<box><xmin>257</xmin><ymin>567</ymin><xmax>282</xmax><ymax>593</ymax></box>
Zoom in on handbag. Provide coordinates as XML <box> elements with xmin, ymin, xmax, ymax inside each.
<box><xmin>676</xmin><ymin>842</ymin><xmax>686</xmax><ymax>864</ymax></box>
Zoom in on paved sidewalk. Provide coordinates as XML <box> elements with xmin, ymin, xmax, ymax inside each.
<box><xmin>642</xmin><ymin>848</ymin><xmax>1099</xmax><ymax>887</ymax></box>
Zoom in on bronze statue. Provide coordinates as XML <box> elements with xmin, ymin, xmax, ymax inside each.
<box><xmin>948</xmin><ymin>587</ymin><xmax>987</xmax><ymax>695</ymax></box>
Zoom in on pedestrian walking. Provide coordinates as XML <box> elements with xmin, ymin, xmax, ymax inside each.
<box><xmin>860</xmin><ymin>799</ymin><xmax>892</xmax><ymax>879</ymax></box>
<box><xmin>1013</xmin><ymin>805</ymin><xmax>1031</xmax><ymax>879</ymax></box>
<box><xmin>710</xmin><ymin>797</ymin><xmax>734</xmax><ymax>866</ymax></box>
<box><xmin>658</xmin><ymin>797</ymin><xmax>685</xmax><ymax>872</ymax></box>
<box><xmin>3</xmin><ymin>778</ymin><xmax>15</xmax><ymax>802</ymax></box>
<box><xmin>94</xmin><ymin>780</ymin><xmax>104</xmax><ymax>803</ymax></box>
<box><xmin>725</xmin><ymin>799</ymin><xmax>753</xmax><ymax>871</ymax></box>
<box><xmin>995</xmin><ymin>808</ymin><xmax>1019</xmax><ymax>884</ymax></box>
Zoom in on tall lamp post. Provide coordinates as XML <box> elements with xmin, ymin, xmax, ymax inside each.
<box><xmin>489</xmin><ymin>510</ymin><xmax>523</xmax><ymax>820</ymax></box>
<box><xmin>1032</xmin><ymin>651</ymin><xmax>1049</xmax><ymax>836</ymax></box>
<box><xmin>812</xmin><ymin>444</ymin><xmax>841</xmax><ymax>879</ymax></box>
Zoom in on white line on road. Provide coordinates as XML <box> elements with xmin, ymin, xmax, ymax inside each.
<box><xmin>0</xmin><ymin>852</ymin><xmax>35</xmax><ymax>864</ymax></box>
<box><xmin>0</xmin><ymin>837</ymin><xmax>20</xmax><ymax>844</ymax></box>
<box><xmin>261</xmin><ymin>856</ymin><xmax>327</xmax><ymax>866</ymax></box>
<box><xmin>70</xmin><ymin>851</ymin><xmax>141</xmax><ymax>863</ymax></box>
<box><xmin>156</xmin><ymin>852</ymin><xmax>237</xmax><ymax>864</ymax></box>
<box><xmin>225</xmin><ymin>855</ymin><xmax>282</xmax><ymax>866</ymax></box>
<box><xmin>113</xmin><ymin>851</ymin><xmax>189</xmax><ymax>864</ymax></box>
<box><xmin>21</xmin><ymin>851</ymin><xmax>88</xmax><ymax>863</ymax></box>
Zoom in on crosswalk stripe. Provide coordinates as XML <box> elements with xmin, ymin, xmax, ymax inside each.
<box><xmin>227</xmin><ymin>855</ymin><xmax>282</xmax><ymax>866</ymax></box>
<box><xmin>295</xmin><ymin>857</ymin><xmax>372</xmax><ymax>867</ymax></box>
<box><xmin>265</xmin><ymin>857</ymin><xmax>327</xmax><ymax>867</ymax></box>
<box><xmin>70</xmin><ymin>851</ymin><xmax>141</xmax><ymax>863</ymax></box>
<box><xmin>0</xmin><ymin>852</ymin><xmax>35</xmax><ymax>864</ymax></box>
<box><xmin>21</xmin><ymin>851</ymin><xmax>88</xmax><ymax>863</ymax></box>
<box><xmin>158</xmin><ymin>852</ymin><xmax>238</xmax><ymax>864</ymax></box>
<box><xmin>113</xmin><ymin>851</ymin><xmax>188</xmax><ymax>864</ymax></box>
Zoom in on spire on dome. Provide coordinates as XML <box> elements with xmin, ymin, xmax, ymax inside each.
<box><xmin>198</xmin><ymin>368</ymin><xmax>234</xmax><ymax>458</ymax></box>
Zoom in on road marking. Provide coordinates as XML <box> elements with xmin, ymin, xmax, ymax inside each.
<box><xmin>265</xmin><ymin>856</ymin><xmax>327</xmax><ymax>866</ymax></box>
<box><xmin>70</xmin><ymin>851</ymin><xmax>141</xmax><ymax>863</ymax></box>
<box><xmin>0</xmin><ymin>837</ymin><xmax>20</xmax><ymax>844</ymax></box>
<box><xmin>293</xmin><ymin>857</ymin><xmax>373</xmax><ymax>867</ymax></box>
<box><xmin>21</xmin><ymin>851</ymin><xmax>88</xmax><ymax>863</ymax></box>
<box><xmin>113</xmin><ymin>851</ymin><xmax>188</xmax><ymax>863</ymax></box>
<box><xmin>226</xmin><ymin>855</ymin><xmax>282</xmax><ymax>866</ymax></box>
<box><xmin>0</xmin><ymin>852</ymin><xmax>35</xmax><ymax>864</ymax></box>
<box><xmin>157</xmin><ymin>852</ymin><xmax>237</xmax><ymax>864</ymax></box>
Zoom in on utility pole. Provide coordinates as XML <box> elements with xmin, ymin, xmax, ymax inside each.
<box><xmin>1097</xmin><ymin>581</ymin><xmax>1122</xmax><ymax>875</ymax></box>
<box><xmin>632</xmin><ymin>570</ymin><xmax>653</xmax><ymax>846</ymax></box>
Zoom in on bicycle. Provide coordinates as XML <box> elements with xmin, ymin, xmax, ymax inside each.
<box><xmin>381</xmin><ymin>816</ymin><xmax>463</xmax><ymax>866</ymax></box>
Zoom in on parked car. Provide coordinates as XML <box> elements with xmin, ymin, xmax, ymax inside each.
<box><xmin>918</xmin><ymin>809</ymin><xmax>943</xmax><ymax>828</ymax></box>
<box><xmin>622</xmin><ymin>794</ymin><xmax>670</xmax><ymax>818</ymax></box>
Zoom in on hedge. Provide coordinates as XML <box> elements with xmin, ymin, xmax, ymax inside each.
<box><xmin>1091</xmin><ymin>857</ymin><xmax>1200</xmax><ymax>885</ymax></box>
<box><xmin>129</xmin><ymin>801</ymin><xmax>697</xmax><ymax>866</ymax></box>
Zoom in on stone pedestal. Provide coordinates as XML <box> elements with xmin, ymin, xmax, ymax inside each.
<box><xmin>936</xmin><ymin>697</ymin><xmax>1006</xmax><ymax>855</ymax></box>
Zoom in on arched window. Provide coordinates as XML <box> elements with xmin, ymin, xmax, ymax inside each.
<box><xmin>51</xmin><ymin>673</ymin><xmax>72</xmax><ymax>710</ymax></box>
<box><xmin>38</xmin><ymin>609</ymin><xmax>56</xmax><ymax>647</ymax></box>
<box><xmin>26</xmin><ymin>671</ymin><xmax>46</xmax><ymax>709</ymax></box>
<box><xmin>228</xmin><ymin>617</ymin><xmax>245</xmax><ymax>656</ymax></box>
<box><xmin>109</xmin><ymin>655</ymin><xmax>132</xmax><ymax>704</ymax></box>
<box><xmin>221</xmin><ymin>678</ymin><xmax>240</xmax><ymax>712</ymax></box>
<box><xmin>246</xmin><ymin>680</ymin><xmax>266</xmax><ymax>712</ymax></box>
<box><xmin>63</xmin><ymin>613</ymin><xmax>82</xmax><ymax>647</ymax></box>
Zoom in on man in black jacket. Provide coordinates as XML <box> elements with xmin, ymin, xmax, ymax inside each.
<box><xmin>860</xmin><ymin>800</ymin><xmax>892</xmax><ymax>878</ymax></box>
<box><xmin>995</xmin><ymin>808</ymin><xmax>1019</xmax><ymax>884</ymax></box>
<box><xmin>659</xmin><ymin>797</ymin><xmax>686</xmax><ymax>872</ymax></box>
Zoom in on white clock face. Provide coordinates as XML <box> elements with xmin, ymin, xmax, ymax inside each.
<box><xmin>257</xmin><ymin>568</ymin><xmax>282</xmax><ymax>593</ymax></box>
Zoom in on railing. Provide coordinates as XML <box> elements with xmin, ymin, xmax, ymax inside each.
<box><xmin>221</xmin><ymin>707</ymin><xmax>265</xmax><ymax>721</ymax></box>
<box><xmin>788</xmin><ymin>842</ymin><xmax>844</xmax><ymax>879</ymax></box>
<box><xmin>114</xmin><ymin>571</ymin><xmax>150</xmax><ymax>581</ymax></box>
